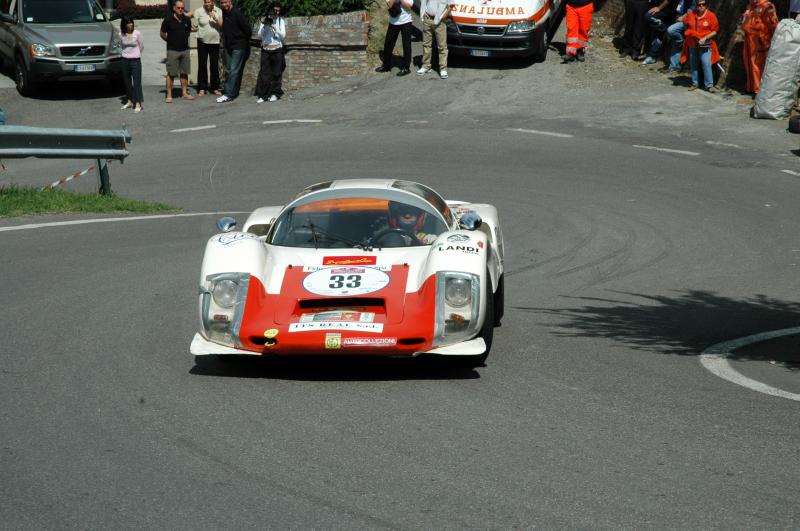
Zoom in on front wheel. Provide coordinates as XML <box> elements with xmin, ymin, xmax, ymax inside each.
<box><xmin>15</xmin><ymin>55</ymin><xmax>36</xmax><ymax>96</ymax></box>
<box><xmin>533</xmin><ymin>27</ymin><xmax>548</xmax><ymax>63</ymax></box>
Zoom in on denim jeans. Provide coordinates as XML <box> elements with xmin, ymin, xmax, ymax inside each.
<box><xmin>223</xmin><ymin>47</ymin><xmax>247</xmax><ymax>99</ymax></box>
<box><xmin>645</xmin><ymin>11</ymin><xmax>674</xmax><ymax>58</ymax></box>
<box><xmin>689</xmin><ymin>47</ymin><xmax>713</xmax><ymax>88</ymax></box>
<box><xmin>666</xmin><ymin>21</ymin><xmax>686</xmax><ymax>70</ymax></box>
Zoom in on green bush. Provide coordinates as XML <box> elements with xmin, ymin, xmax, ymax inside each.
<box><xmin>240</xmin><ymin>0</ymin><xmax>365</xmax><ymax>20</ymax></box>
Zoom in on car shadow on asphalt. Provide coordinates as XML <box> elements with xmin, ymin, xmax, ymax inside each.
<box><xmin>515</xmin><ymin>289</ymin><xmax>800</xmax><ymax>369</ymax></box>
<box><xmin>189</xmin><ymin>355</ymin><xmax>482</xmax><ymax>381</ymax></box>
<box><xmin>0</xmin><ymin>64</ymin><xmax>125</xmax><ymax>100</ymax></box>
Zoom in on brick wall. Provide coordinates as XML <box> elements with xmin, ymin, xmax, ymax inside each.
<box><xmin>595</xmin><ymin>0</ymin><xmax>792</xmax><ymax>89</ymax></box>
<box><xmin>225</xmin><ymin>11</ymin><xmax>369</xmax><ymax>96</ymax></box>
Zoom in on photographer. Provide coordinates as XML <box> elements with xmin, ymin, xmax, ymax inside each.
<box><xmin>255</xmin><ymin>2</ymin><xmax>287</xmax><ymax>103</ymax></box>
<box><xmin>375</xmin><ymin>0</ymin><xmax>414</xmax><ymax>76</ymax></box>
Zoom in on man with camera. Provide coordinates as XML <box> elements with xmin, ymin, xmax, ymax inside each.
<box><xmin>255</xmin><ymin>2</ymin><xmax>287</xmax><ymax>103</ymax></box>
<box><xmin>375</xmin><ymin>0</ymin><xmax>414</xmax><ymax>76</ymax></box>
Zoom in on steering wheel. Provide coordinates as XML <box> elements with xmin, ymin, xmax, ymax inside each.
<box><xmin>370</xmin><ymin>227</ymin><xmax>421</xmax><ymax>247</ymax></box>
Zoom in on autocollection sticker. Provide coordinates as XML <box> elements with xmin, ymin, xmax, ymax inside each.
<box><xmin>342</xmin><ymin>337</ymin><xmax>397</xmax><ymax>347</ymax></box>
<box><xmin>302</xmin><ymin>266</ymin><xmax>390</xmax><ymax>296</ymax></box>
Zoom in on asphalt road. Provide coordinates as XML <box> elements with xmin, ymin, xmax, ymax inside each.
<box><xmin>1</xmin><ymin>21</ymin><xmax>799</xmax><ymax>529</ymax></box>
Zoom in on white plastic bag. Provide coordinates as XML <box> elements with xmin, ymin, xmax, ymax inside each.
<box><xmin>752</xmin><ymin>18</ymin><xmax>800</xmax><ymax>119</ymax></box>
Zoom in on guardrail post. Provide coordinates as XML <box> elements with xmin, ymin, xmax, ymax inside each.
<box><xmin>95</xmin><ymin>159</ymin><xmax>111</xmax><ymax>195</ymax></box>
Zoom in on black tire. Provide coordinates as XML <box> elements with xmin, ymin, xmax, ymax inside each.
<box><xmin>493</xmin><ymin>274</ymin><xmax>504</xmax><ymax>326</ymax></box>
<box><xmin>789</xmin><ymin>115</ymin><xmax>800</xmax><ymax>134</ymax></box>
<box><xmin>533</xmin><ymin>27</ymin><xmax>548</xmax><ymax>63</ymax></box>
<box><xmin>15</xmin><ymin>55</ymin><xmax>35</xmax><ymax>96</ymax></box>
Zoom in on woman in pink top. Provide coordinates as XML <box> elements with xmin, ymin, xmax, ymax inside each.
<box><xmin>120</xmin><ymin>17</ymin><xmax>144</xmax><ymax>112</ymax></box>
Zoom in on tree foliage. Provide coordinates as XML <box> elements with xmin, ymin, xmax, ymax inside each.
<box><xmin>239</xmin><ymin>0</ymin><xmax>365</xmax><ymax>20</ymax></box>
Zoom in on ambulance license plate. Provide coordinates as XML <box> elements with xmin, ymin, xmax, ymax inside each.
<box><xmin>73</xmin><ymin>64</ymin><xmax>96</xmax><ymax>72</ymax></box>
<box><xmin>470</xmin><ymin>50</ymin><xmax>490</xmax><ymax>57</ymax></box>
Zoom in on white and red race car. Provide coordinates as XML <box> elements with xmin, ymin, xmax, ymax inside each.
<box><xmin>190</xmin><ymin>179</ymin><xmax>504</xmax><ymax>367</ymax></box>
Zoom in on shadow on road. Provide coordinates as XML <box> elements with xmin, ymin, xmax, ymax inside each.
<box><xmin>190</xmin><ymin>355</ymin><xmax>481</xmax><ymax>381</ymax></box>
<box><xmin>516</xmin><ymin>289</ymin><xmax>800</xmax><ymax>369</ymax></box>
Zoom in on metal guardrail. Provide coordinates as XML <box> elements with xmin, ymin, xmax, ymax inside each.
<box><xmin>0</xmin><ymin>125</ymin><xmax>131</xmax><ymax>195</ymax></box>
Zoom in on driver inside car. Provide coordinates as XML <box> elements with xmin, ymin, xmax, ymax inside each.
<box><xmin>372</xmin><ymin>201</ymin><xmax>438</xmax><ymax>245</ymax></box>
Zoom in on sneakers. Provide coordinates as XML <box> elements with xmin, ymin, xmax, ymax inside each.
<box><xmin>417</xmin><ymin>66</ymin><xmax>431</xmax><ymax>75</ymax></box>
<box><xmin>688</xmin><ymin>85</ymin><xmax>699</xmax><ymax>91</ymax></box>
<box><xmin>268</xmin><ymin>94</ymin><xmax>278</xmax><ymax>102</ymax></box>
<box><xmin>216</xmin><ymin>94</ymin><xmax>231</xmax><ymax>103</ymax></box>
<box><xmin>561</xmin><ymin>53</ymin><xmax>576</xmax><ymax>63</ymax></box>
<box><xmin>439</xmin><ymin>69</ymin><xmax>448</xmax><ymax>79</ymax></box>
<box><xmin>707</xmin><ymin>86</ymin><xmax>717</xmax><ymax>93</ymax></box>
<box><xmin>397</xmin><ymin>68</ymin><xmax>410</xmax><ymax>76</ymax></box>
<box><xmin>641</xmin><ymin>56</ymin><xmax>656</xmax><ymax>65</ymax></box>
<box><xmin>375</xmin><ymin>65</ymin><xmax>390</xmax><ymax>73</ymax></box>
<box><xmin>256</xmin><ymin>97</ymin><xmax>265</xmax><ymax>103</ymax></box>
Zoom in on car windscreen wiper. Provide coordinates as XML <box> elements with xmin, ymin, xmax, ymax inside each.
<box><xmin>301</xmin><ymin>222</ymin><xmax>372</xmax><ymax>251</ymax></box>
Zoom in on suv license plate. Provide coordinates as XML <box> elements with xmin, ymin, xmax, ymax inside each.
<box><xmin>74</xmin><ymin>64</ymin><xmax>96</xmax><ymax>72</ymax></box>
<box><xmin>470</xmin><ymin>50</ymin><xmax>490</xmax><ymax>57</ymax></box>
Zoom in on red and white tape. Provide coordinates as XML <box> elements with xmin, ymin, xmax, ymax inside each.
<box><xmin>40</xmin><ymin>164</ymin><xmax>96</xmax><ymax>191</ymax></box>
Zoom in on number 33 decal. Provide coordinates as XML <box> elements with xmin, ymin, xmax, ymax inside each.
<box><xmin>329</xmin><ymin>274</ymin><xmax>362</xmax><ymax>288</ymax></box>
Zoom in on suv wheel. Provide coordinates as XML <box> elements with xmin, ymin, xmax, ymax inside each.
<box><xmin>15</xmin><ymin>55</ymin><xmax>36</xmax><ymax>96</ymax></box>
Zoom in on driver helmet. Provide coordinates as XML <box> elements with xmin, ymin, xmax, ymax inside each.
<box><xmin>389</xmin><ymin>201</ymin><xmax>426</xmax><ymax>233</ymax></box>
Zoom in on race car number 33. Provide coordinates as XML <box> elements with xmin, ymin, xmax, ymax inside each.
<box><xmin>303</xmin><ymin>267</ymin><xmax>390</xmax><ymax>296</ymax></box>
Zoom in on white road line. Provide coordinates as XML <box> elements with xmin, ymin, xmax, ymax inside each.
<box><xmin>262</xmin><ymin>119</ymin><xmax>322</xmax><ymax>125</ymax></box>
<box><xmin>405</xmin><ymin>120</ymin><xmax>429</xmax><ymax>124</ymax></box>
<box><xmin>706</xmin><ymin>140</ymin><xmax>742</xmax><ymax>149</ymax></box>
<box><xmin>633</xmin><ymin>145</ymin><xmax>700</xmax><ymax>156</ymax></box>
<box><xmin>0</xmin><ymin>212</ymin><xmax>248</xmax><ymax>233</ymax></box>
<box><xmin>169</xmin><ymin>125</ymin><xmax>217</xmax><ymax>133</ymax></box>
<box><xmin>781</xmin><ymin>169</ymin><xmax>800</xmax><ymax>177</ymax></box>
<box><xmin>700</xmin><ymin>327</ymin><xmax>800</xmax><ymax>402</ymax></box>
<box><xmin>506</xmin><ymin>128</ymin><xmax>574</xmax><ymax>138</ymax></box>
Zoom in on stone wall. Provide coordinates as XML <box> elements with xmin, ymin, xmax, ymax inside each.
<box><xmin>595</xmin><ymin>0</ymin><xmax>792</xmax><ymax>89</ymax></box>
<box><xmin>231</xmin><ymin>11</ymin><xmax>369</xmax><ymax>96</ymax></box>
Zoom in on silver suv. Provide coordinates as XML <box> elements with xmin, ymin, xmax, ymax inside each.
<box><xmin>0</xmin><ymin>0</ymin><xmax>123</xmax><ymax>95</ymax></box>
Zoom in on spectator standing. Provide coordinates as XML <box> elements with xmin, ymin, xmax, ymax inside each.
<box><xmin>561</xmin><ymin>0</ymin><xmax>594</xmax><ymax>63</ymax></box>
<box><xmin>417</xmin><ymin>0</ymin><xmax>451</xmax><ymax>78</ymax></box>
<box><xmin>791</xmin><ymin>0</ymin><xmax>800</xmax><ymax>18</ymax></box>
<box><xmin>217</xmin><ymin>0</ymin><xmax>252</xmax><ymax>103</ymax></box>
<box><xmin>375</xmin><ymin>0</ymin><xmax>414</xmax><ymax>76</ymax></box>
<box><xmin>160</xmin><ymin>0</ymin><xmax>194</xmax><ymax>102</ymax></box>
<box><xmin>659</xmin><ymin>0</ymin><xmax>695</xmax><ymax>72</ymax></box>
<box><xmin>119</xmin><ymin>16</ymin><xmax>144</xmax><ymax>112</ymax></box>
<box><xmin>681</xmin><ymin>0</ymin><xmax>720</xmax><ymax>92</ymax></box>
<box><xmin>620</xmin><ymin>0</ymin><xmax>651</xmax><ymax>59</ymax></box>
<box><xmin>741</xmin><ymin>0</ymin><xmax>778</xmax><ymax>95</ymax></box>
<box><xmin>255</xmin><ymin>2</ymin><xmax>287</xmax><ymax>103</ymax></box>
<box><xmin>194</xmin><ymin>0</ymin><xmax>223</xmax><ymax>96</ymax></box>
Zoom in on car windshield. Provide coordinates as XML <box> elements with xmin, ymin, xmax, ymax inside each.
<box><xmin>22</xmin><ymin>0</ymin><xmax>106</xmax><ymax>24</ymax></box>
<box><xmin>269</xmin><ymin>196</ymin><xmax>449</xmax><ymax>249</ymax></box>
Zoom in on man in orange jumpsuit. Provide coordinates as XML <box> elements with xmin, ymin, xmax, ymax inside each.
<box><xmin>741</xmin><ymin>0</ymin><xmax>778</xmax><ymax>94</ymax></box>
<box><xmin>562</xmin><ymin>0</ymin><xmax>594</xmax><ymax>62</ymax></box>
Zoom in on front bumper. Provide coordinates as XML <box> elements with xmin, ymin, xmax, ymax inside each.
<box><xmin>190</xmin><ymin>332</ymin><xmax>487</xmax><ymax>357</ymax></box>
<box><xmin>446</xmin><ymin>23</ymin><xmax>545</xmax><ymax>58</ymax></box>
<box><xmin>29</xmin><ymin>56</ymin><xmax>123</xmax><ymax>79</ymax></box>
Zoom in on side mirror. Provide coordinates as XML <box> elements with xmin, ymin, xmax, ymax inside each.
<box><xmin>216</xmin><ymin>216</ymin><xmax>237</xmax><ymax>233</ymax></box>
<box><xmin>458</xmin><ymin>211</ymin><xmax>482</xmax><ymax>231</ymax></box>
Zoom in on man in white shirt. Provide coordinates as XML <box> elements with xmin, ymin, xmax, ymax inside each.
<box><xmin>255</xmin><ymin>2</ymin><xmax>287</xmax><ymax>103</ymax></box>
<box><xmin>375</xmin><ymin>0</ymin><xmax>415</xmax><ymax>76</ymax></box>
<box><xmin>418</xmin><ymin>0</ymin><xmax>451</xmax><ymax>78</ymax></box>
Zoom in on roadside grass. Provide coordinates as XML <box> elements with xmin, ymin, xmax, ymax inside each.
<box><xmin>0</xmin><ymin>185</ymin><xmax>178</xmax><ymax>218</ymax></box>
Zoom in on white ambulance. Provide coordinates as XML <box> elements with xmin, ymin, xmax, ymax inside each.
<box><xmin>445</xmin><ymin>0</ymin><xmax>564</xmax><ymax>60</ymax></box>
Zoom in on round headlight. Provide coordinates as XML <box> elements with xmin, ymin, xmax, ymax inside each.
<box><xmin>445</xmin><ymin>277</ymin><xmax>471</xmax><ymax>307</ymax></box>
<box><xmin>212</xmin><ymin>279</ymin><xmax>238</xmax><ymax>308</ymax></box>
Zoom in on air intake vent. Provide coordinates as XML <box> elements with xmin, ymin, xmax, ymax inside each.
<box><xmin>299</xmin><ymin>298</ymin><xmax>384</xmax><ymax>309</ymax></box>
